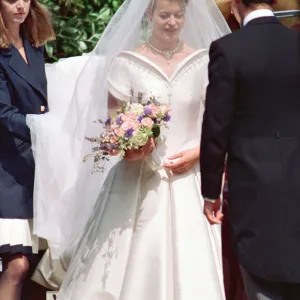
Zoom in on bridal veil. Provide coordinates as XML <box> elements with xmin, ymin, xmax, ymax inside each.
<box><xmin>26</xmin><ymin>0</ymin><xmax>230</xmax><ymax>258</ymax></box>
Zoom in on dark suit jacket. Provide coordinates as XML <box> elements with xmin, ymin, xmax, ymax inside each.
<box><xmin>0</xmin><ymin>39</ymin><xmax>48</xmax><ymax>219</ymax></box>
<box><xmin>200</xmin><ymin>17</ymin><xmax>300</xmax><ymax>282</ymax></box>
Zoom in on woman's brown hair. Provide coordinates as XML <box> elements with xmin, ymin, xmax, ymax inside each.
<box><xmin>0</xmin><ymin>0</ymin><xmax>55</xmax><ymax>49</ymax></box>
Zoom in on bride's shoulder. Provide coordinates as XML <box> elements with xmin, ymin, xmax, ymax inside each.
<box><xmin>108</xmin><ymin>47</ymin><xmax>147</xmax><ymax>76</ymax></box>
<box><xmin>110</xmin><ymin>45</ymin><xmax>146</xmax><ymax>67</ymax></box>
<box><xmin>114</xmin><ymin>44</ymin><xmax>148</xmax><ymax>58</ymax></box>
<box><xmin>133</xmin><ymin>43</ymin><xmax>148</xmax><ymax>54</ymax></box>
<box><xmin>108</xmin><ymin>51</ymin><xmax>134</xmax><ymax>72</ymax></box>
<box><xmin>183</xmin><ymin>44</ymin><xmax>196</xmax><ymax>55</ymax></box>
<box><xmin>183</xmin><ymin>44</ymin><xmax>208</xmax><ymax>59</ymax></box>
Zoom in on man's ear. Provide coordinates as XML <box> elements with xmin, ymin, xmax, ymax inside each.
<box><xmin>231</xmin><ymin>0</ymin><xmax>242</xmax><ymax>25</ymax></box>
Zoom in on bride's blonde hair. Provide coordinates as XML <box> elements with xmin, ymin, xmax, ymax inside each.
<box><xmin>149</xmin><ymin>0</ymin><xmax>189</xmax><ymax>13</ymax></box>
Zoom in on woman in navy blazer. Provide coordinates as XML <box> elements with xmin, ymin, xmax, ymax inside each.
<box><xmin>0</xmin><ymin>0</ymin><xmax>54</xmax><ymax>298</ymax></box>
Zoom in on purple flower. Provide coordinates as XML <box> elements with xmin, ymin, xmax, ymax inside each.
<box><xmin>144</xmin><ymin>107</ymin><xmax>152</xmax><ymax>115</ymax></box>
<box><xmin>125</xmin><ymin>128</ymin><xmax>134</xmax><ymax>137</ymax></box>
<box><xmin>112</xmin><ymin>143</ymin><xmax>120</xmax><ymax>149</ymax></box>
<box><xmin>105</xmin><ymin>142</ymin><xmax>120</xmax><ymax>151</ymax></box>
<box><xmin>110</xmin><ymin>143</ymin><xmax>118</xmax><ymax>150</ymax></box>
<box><xmin>116</xmin><ymin>117</ymin><xmax>123</xmax><ymax>125</ymax></box>
<box><xmin>100</xmin><ymin>142</ymin><xmax>109</xmax><ymax>150</ymax></box>
<box><xmin>137</xmin><ymin>115</ymin><xmax>143</xmax><ymax>122</ymax></box>
<box><xmin>163</xmin><ymin>113</ymin><xmax>171</xmax><ymax>122</ymax></box>
<box><xmin>105</xmin><ymin>118</ymin><xmax>111</xmax><ymax>126</ymax></box>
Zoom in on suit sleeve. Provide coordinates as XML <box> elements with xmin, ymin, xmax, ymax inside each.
<box><xmin>0</xmin><ymin>68</ymin><xmax>31</xmax><ymax>141</ymax></box>
<box><xmin>200</xmin><ymin>41</ymin><xmax>236</xmax><ymax>199</ymax></box>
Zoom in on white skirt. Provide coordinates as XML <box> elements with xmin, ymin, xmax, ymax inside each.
<box><xmin>0</xmin><ymin>218</ymin><xmax>46</xmax><ymax>256</ymax></box>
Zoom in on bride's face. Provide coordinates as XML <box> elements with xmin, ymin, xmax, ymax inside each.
<box><xmin>150</xmin><ymin>0</ymin><xmax>186</xmax><ymax>42</ymax></box>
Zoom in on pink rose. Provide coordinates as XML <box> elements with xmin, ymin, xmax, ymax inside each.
<box><xmin>111</xmin><ymin>124</ymin><xmax>118</xmax><ymax>130</ymax></box>
<box><xmin>121</xmin><ymin>121</ymin><xmax>134</xmax><ymax>132</ymax></box>
<box><xmin>160</xmin><ymin>104</ymin><xmax>171</xmax><ymax>115</ymax></box>
<box><xmin>114</xmin><ymin>127</ymin><xmax>124</xmax><ymax>136</ymax></box>
<box><xmin>122</xmin><ymin>112</ymin><xmax>136</xmax><ymax>122</ymax></box>
<box><xmin>141</xmin><ymin>117</ymin><xmax>154</xmax><ymax>128</ymax></box>
<box><xmin>149</xmin><ymin>104</ymin><xmax>159</xmax><ymax>117</ymax></box>
<box><xmin>132</xmin><ymin>121</ymin><xmax>141</xmax><ymax>130</ymax></box>
<box><xmin>110</xmin><ymin>136</ymin><xmax>117</xmax><ymax>143</ymax></box>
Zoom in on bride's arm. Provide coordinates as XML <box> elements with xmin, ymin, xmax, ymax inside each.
<box><xmin>108</xmin><ymin>92</ymin><xmax>121</xmax><ymax>113</ymax></box>
<box><xmin>107</xmin><ymin>56</ymin><xmax>154</xmax><ymax>160</ymax></box>
<box><xmin>164</xmin><ymin>54</ymin><xmax>208</xmax><ymax>174</ymax></box>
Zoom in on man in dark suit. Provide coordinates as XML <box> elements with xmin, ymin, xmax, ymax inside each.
<box><xmin>200</xmin><ymin>0</ymin><xmax>300</xmax><ymax>299</ymax></box>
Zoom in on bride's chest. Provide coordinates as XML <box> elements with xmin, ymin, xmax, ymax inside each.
<box><xmin>127</xmin><ymin>61</ymin><xmax>203</xmax><ymax>107</ymax></box>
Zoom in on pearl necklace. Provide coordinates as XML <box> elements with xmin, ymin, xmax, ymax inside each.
<box><xmin>147</xmin><ymin>40</ymin><xmax>182</xmax><ymax>60</ymax></box>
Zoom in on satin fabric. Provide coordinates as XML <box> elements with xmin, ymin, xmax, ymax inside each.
<box><xmin>58</xmin><ymin>49</ymin><xmax>225</xmax><ymax>300</ymax></box>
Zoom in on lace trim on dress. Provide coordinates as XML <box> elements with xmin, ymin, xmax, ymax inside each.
<box><xmin>119</xmin><ymin>49</ymin><xmax>208</xmax><ymax>87</ymax></box>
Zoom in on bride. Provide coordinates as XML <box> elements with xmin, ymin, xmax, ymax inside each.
<box><xmin>27</xmin><ymin>0</ymin><xmax>231</xmax><ymax>298</ymax></box>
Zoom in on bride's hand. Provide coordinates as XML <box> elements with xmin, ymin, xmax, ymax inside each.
<box><xmin>163</xmin><ymin>147</ymin><xmax>200</xmax><ymax>174</ymax></box>
<box><xmin>124</xmin><ymin>137</ymin><xmax>155</xmax><ymax>162</ymax></box>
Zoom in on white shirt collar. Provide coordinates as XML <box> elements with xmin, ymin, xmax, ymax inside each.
<box><xmin>243</xmin><ymin>9</ymin><xmax>274</xmax><ymax>26</ymax></box>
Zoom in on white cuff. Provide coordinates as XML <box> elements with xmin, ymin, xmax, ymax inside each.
<box><xmin>204</xmin><ymin>197</ymin><xmax>217</xmax><ymax>203</ymax></box>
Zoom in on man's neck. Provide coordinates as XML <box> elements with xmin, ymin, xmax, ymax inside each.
<box><xmin>244</xmin><ymin>4</ymin><xmax>273</xmax><ymax>19</ymax></box>
<box><xmin>242</xmin><ymin>5</ymin><xmax>274</xmax><ymax>26</ymax></box>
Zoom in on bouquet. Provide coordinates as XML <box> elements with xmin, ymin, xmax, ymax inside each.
<box><xmin>84</xmin><ymin>95</ymin><xmax>171</xmax><ymax>172</ymax></box>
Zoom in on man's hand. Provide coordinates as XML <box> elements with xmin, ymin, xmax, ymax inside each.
<box><xmin>204</xmin><ymin>198</ymin><xmax>223</xmax><ymax>225</ymax></box>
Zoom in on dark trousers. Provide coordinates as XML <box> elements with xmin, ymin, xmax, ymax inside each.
<box><xmin>240</xmin><ymin>266</ymin><xmax>300</xmax><ymax>300</ymax></box>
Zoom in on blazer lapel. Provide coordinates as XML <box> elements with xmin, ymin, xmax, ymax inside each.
<box><xmin>9</xmin><ymin>39</ymin><xmax>47</xmax><ymax>100</ymax></box>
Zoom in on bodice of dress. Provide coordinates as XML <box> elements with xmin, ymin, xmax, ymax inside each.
<box><xmin>107</xmin><ymin>49</ymin><xmax>209</xmax><ymax>159</ymax></box>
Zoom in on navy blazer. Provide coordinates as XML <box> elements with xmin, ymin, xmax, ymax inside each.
<box><xmin>0</xmin><ymin>39</ymin><xmax>48</xmax><ymax>219</ymax></box>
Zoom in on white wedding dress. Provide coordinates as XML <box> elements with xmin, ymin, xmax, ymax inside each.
<box><xmin>58</xmin><ymin>48</ymin><xmax>225</xmax><ymax>300</ymax></box>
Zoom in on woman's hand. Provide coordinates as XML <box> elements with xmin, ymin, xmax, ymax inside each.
<box><xmin>163</xmin><ymin>146</ymin><xmax>200</xmax><ymax>174</ymax></box>
<box><xmin>124</xmin><ymin>137</ymin><xmax>155</xmax><ymax>162</ymax></box>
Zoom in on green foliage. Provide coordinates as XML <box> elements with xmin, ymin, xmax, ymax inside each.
<box><xmin>41</xmin><ymin>0</ymin><xmax>124</xmax><ymax>61</ymax></box>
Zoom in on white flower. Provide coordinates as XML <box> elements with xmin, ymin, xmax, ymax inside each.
<box><xmin>130</xmin><ymin>131</ymin><xmax>149</xmax><ymax>147</ymax></box>
<box><xmin>129</xmin><ymin>103</ymin><xmax>144</xmax><ymax>115</ymax></box>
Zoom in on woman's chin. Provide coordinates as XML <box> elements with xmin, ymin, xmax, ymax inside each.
<box><xmin>162</xmin><ymin>33</ymin><xmax>179</xmax><ymax>43</ymax></box>
<box><xmin>12</xmin><ymin>17</ymin><xmax>27</xmax><ymax>25</ymax></box>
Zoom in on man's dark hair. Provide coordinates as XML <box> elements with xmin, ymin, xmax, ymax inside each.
<box><xmin>241</xmin><ymin>0</ymin><xmax>275</xmax><ymax>7</ymax></box>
